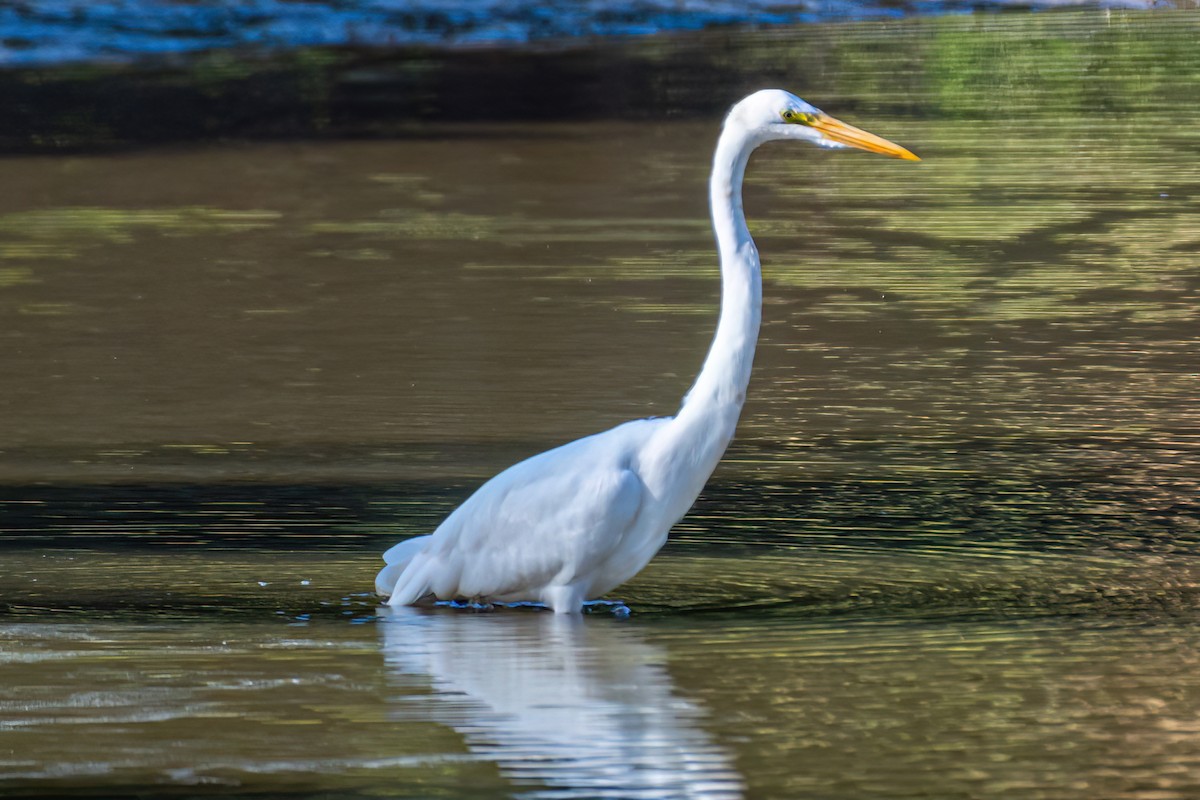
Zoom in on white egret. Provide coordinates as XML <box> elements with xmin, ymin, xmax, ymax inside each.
<box><xmin>377</xmin><ymin>89</ymin><xmax>919</xmax><ymax>613</ymax></box>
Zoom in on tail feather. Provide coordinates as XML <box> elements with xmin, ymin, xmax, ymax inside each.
<box><xmin>386</xmin><ymin>555</ymin><xmax>439</xmax><ymax>607</ymax></box>
<box><xmin>375</xmin><ymin>535</ymin><xmax>432</xmax><ymax>598</ymax></box>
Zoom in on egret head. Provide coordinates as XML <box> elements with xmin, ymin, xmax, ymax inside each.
<box><xmin>727</xmin><ymin>89</ymin><xmax>919</xmax><ymax>161</ymax></box>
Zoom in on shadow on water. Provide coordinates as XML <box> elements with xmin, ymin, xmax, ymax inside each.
<box><xmin>1</xmin><ymin>470</ymin><xmax>1197</xmax><ymax>624</ymax></box>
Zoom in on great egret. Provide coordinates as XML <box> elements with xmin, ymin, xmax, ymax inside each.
<box><xmin>377</xmin><ymin>89</ymin><xmax>919</xmax><ymax>613</ymax></box>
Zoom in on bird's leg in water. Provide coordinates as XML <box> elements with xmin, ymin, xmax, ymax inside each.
<box><xmin>543</xmin><ymin>584</ymin><xmax>587</xmax><ymax>615</ymax></box>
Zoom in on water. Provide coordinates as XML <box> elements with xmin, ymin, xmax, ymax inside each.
<box><xmin>3</xmin><ymin>9</ymin><xmax>1200</xmax><ymax>798</ymax></box>
<box><xmin>0</xmin><ymin>0</ymin><xmax>1180</xmax><ymax>67</ymax></box>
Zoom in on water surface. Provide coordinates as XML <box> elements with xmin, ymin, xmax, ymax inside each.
<box><xmin>2</xmin><ymin>10</ymin><xmax>1200</xmax><ymax>799</ymax></box>
<box><xmin>0</xmin><ymin>0</ymin><xmax>1183</xmax><ymax>66</ymax></box>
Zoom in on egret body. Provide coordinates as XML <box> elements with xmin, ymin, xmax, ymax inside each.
<box><xmin>377</xmin><ymin>89</ymin><xmax>918</xmax><ymax>613</ymax></box>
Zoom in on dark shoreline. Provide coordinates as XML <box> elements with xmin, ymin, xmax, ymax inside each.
<box><xmin>0</xmin><ymin>36</ymin><xmax>751</xmax><ymax>153</ymax></box>
<box><xmin>1</xmin><ymin>6</ymin><xmax>1183</xmax><ymax>154</ymax></box>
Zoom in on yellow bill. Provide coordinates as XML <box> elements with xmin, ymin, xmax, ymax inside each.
<box><xmin>810</xmin><ymin>114</ymin><xmax>920</xmax><ymax>161</ymax></box>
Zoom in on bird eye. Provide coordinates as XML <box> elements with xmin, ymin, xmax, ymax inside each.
<box><xmin>781</xmin><ymin>109</ymin><xmax>796</xmax><ymax>121</ymax></box>
<box><xmin>781</xmin><ymin>109</ymin><xmax>814</xmax><ymax>125</ymax></box>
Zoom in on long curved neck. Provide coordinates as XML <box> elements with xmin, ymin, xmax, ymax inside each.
<box><xmin>676</xmin><ymin>124</ymin><xmax>763</xmax><ymax>430</ymax></box>
<box><xmin>635</xmin><ymin>121</ymin><xmax>763</xmax><ymax>524</ymax></box>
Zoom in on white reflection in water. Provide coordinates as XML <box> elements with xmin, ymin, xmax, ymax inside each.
<box><xmin>378</xmin><ymin>608</ymin><xmax>743</xmax><ymax>799</ymax></box>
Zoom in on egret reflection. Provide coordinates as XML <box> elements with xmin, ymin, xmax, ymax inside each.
<box><xmin>378</xmin><ymin>608</ymin><xmax>744</xmax><ymax>799</ymax></box>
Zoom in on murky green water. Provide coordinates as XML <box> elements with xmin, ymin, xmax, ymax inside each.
<box><xmin>2</xmin><ymin>9</ymin><xmax>1200</xmax><ymax>798</ymax></box>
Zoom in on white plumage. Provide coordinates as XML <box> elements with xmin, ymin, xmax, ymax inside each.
<box><xmin>376</xmin><ymin>89</ymin><xmax>918</xmax><ymax>613</ymax></box>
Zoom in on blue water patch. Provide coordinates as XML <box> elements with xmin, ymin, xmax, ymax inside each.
<box><xmin>0</xmin><ymin>0</ymin><xmax>1163</xmax><ymax>67</ymax></box>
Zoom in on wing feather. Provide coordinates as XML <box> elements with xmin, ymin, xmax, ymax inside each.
<box><xmin>385</xmin><ymin>418</ymin><xmax>663</xmax><ymax>605</ymax></box>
